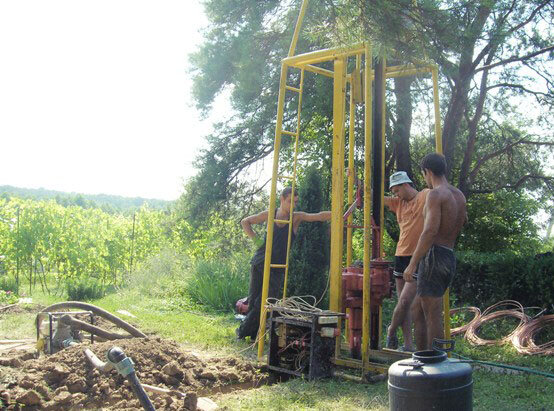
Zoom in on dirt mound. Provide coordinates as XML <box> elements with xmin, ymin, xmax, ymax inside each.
<box><xmin>0</xmin><ymin>304</ymin><xmax>45</xmax><ymax>316</ymax></box>
<box><xmin>1</xmin><ymin>337</ymin><xmax>265</xmax><ymax>410</ymax></box>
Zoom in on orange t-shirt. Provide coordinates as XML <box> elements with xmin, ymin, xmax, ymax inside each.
<box><xmin>387</xmin><ymin>189</ymin><xmax>429</xmax><ymax>256</ymax></box>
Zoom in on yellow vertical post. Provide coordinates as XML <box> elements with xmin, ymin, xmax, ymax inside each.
<box><xmin>288</xmin><ymin>0</ymin><xmax>309</xmax><ymax>57</ymax></box>
<box><xmin>432</xmin><ymin>66</ymin><xmax>443</xmax><ymax>154</ymax></box>
<box><xmin>346</xmin><ymin>73</ymin><xmax>355</xmax><ymax>267</ymax></box>
<box><xmin>362</xmin><ymin>44</ymin><xmax>373</xmax><ymax>369</ymax></box>
<box><xmin>378</xmin><ymin>56</ymin><xmax>387</xmax><ymax>348</ymax></box>
<box><xmin>257</xmin><ymin>62</ymin><xmax>289</xmax><ymax>360</ymax></box>
<box><xmin>345</xmin><ymin>56</ymin><xmax>359</xmax><ymax>344</ymax></box>
<box><xmin>432</xmin><ymin>65</ymin><xmax>451</xmax><ymax>346</ymax></box>
<box><xmin>379</xmin><ymin>56</ymin><xmax>387</xmax><ymax>257</ymax></box>
<box><xmin>330</xmin><ymin>57</ymin><xmax>346</xmax><ymax>358</ymax></box>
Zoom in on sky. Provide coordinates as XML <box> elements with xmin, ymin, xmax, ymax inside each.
<box><xmin>0</xmin><ymin>1</ymin><xmax>227</xmax><ymax>201</ymax></box>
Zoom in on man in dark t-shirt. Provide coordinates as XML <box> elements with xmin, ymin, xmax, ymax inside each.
<box><xmin>236</xmin><ymin>187</ymin><xmax>331</xmax><ymax>340</ymax></box>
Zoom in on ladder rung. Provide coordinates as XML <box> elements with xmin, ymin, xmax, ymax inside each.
<box><xmin>278</xmin><ymin>174</ymin><xmax>294</xmax><ymax>180</ymax></box>
<box><xmin>270</xmin><ymin>264</ymin><xmax>287</xmax><ymax>269</ymax></box>
<box><xmin>274</xmin><ymin>219</ymin><xmax>290</xmax><ymax>224</ymax></box>
<box><xmin>281</xmin><ymin>130</ymin><xmax>297</xmax><ymax>136</ymax></box>
<box><xmin>285</xmin><ymin>85</ymin><xmax>301</xmax><ymax>93</ymax></box>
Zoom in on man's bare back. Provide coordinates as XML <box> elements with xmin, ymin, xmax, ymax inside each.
<box><xmin>424</xmin><ymin>184</ymin><xmax>466</xmax><ymax>249</ymax></box>
<box><xmin>403</xmin><ymin>152</ymin><xmax>468</xmax><ymax>350</ymax></box>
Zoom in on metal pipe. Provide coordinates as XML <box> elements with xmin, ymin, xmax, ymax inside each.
<box><xmin>288</xmin><ymin>0</ymin><xmax>309</xmax><ymax>57</ymax></box>
<box><xmin>329</xmin><ymin>58</ymin><xmax>346</xmax><ymax>313</ymax></box>
<box><xmin>362</xmin><ymin>44</ymin><xmax>373</xmax><ymax>370</ymax></box>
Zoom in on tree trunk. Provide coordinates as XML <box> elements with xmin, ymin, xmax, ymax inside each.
<box><xmin>392</xmin><ymin>76</ymin><xmax>414</xmax><ymax>179</ymax></box>
<box><xmin>441</xmin><ymin>5</ymin><xmax>492</xmax><ymax>180</ymax></box>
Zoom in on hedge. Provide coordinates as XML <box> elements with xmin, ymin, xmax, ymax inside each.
<box><xmin>451</xmin><ymin>251</ymin><xmax>554</xmax><ymax>309</ymax></box>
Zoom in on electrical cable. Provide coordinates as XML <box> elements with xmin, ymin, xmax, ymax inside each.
<box><xmin>465</xmin><ymin>300</ymin><xmax>529</xmax><ymax>346</ymax></box>
<box><xmin>511</xmin><ymin>314</ymin><xmax>554</xmax><ymax>355</ymax></box>
<box><xmin>449</xmin><ymin>306</ymin><xmax>481</xmax><ymax>336</ymax></box>
<box><xmin>266</xmin><ymin>295</ymin><xmax>336</xmax><ymax>322</ymax></box>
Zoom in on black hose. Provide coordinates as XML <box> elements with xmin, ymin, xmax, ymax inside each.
<box><xmin>107</xmin><ymin>346</ymin><xmax>155</xmax><ymax>411</ymax></box>
<box><xmin>59</xmin><ymin>315</ymin><xmax>129</xmax><ymax>340</ymax></box>
<box><xmin>41</xmin><ymin>301</ymin><xmax>146</xmax><ymax>338</ymax></box>
<box><xmin>451</xmin><ymin>352</ymin><xmax>554</xmax><ymax>379</ymax></box>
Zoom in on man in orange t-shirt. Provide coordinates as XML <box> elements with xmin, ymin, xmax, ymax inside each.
<box><xmin>384</xmin><ymin>171</ymin><xmax>429</xmax><ymax>351</ymax></box>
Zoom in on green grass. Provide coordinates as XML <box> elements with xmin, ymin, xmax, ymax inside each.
<box><xmin>217</xmin><ymin>379</ymin><xmax>388</xmax><ymax>411</ymax></box>
<box><xmin>95</xmin><ymin>288</ymin><xmax>241</xmax><ymax>351</ymax></box>
<box><xmin>473</xmin><ymin>371</ymin><xmax>553</xmax><ymax>410</ymax></box>
<box><xmin>3</xmin><ymin>274</ymin><xmax>554</xmax><ymax>410</ymax></box>
<box><xmin>0</xmin><ymin>309</ymin><xmax>37</xmax><ymax>340</ymax></box>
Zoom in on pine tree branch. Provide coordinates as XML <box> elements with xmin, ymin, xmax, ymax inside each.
<box><xmin>469</xmin><ymin>138</ymin><xmax>554</xmax><ymax>185</ymax></box>
<box><xmin>475</xmin><ymin>45</ymin><xmax>554</xmax><ymax>73</ymax></box>
<box><xmin>486</xmin><ymin>82</ymin><xmax>553</xmax><ymax>105</ymax></box>
<box><xmin>470</xmin><ymin>175</ymin><xmax>554</xmax><ymax>194</ymax></box>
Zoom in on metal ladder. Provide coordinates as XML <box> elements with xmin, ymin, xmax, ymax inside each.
<box><xmin>256</xmin><ymin>0</ymin><xmax>310</xmax><ymax>360</ymax></box>
<box><xmin>256</xmin><ymin>66</ymin><xmax>305</xmax><ymax>359</ymax></box>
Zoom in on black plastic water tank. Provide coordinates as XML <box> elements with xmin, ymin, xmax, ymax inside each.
<box><xmin>388</xmin><ymin>349</ymin><xmax>473</xmax><ymax>411</ymax></box>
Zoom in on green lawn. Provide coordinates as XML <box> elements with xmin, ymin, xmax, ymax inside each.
<box><xmin>2</xmin><ymin>283</ymin><xmax>553</xmax><ymax>410</ymax></box>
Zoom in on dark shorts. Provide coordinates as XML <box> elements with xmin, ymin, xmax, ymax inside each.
<box><xmin>417</xmin><ymin>245</ymin><xmax>456</xmax><ymax>297</ymax></box>
<box><xmin>394</xmin><ymin>256</ymin><xmax>418</xmax><ymax>279</ymax></box>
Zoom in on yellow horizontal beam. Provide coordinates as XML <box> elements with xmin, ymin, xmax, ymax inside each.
<box><xmin>303</xmin><ymin>64</ymin><xmax>334</xmax><ymax>78</ymax></box>
<box><xmin>278</xmin><ymin>174</ymin><xmax>294</xmax><ymax>180</ymax></box>
<box><xmin>270</xmin><ymin>264</ymin><xmax>287</xmax><ymax>269</ymax></box>
<box><xmin>285</xmin><ymin>85</ymin><xmax>301</xmax><ymax>93</ymax></box>
<box><xmin>332</xmin><ymin>357</ymin><xmax>388</xmax><ymax>373</ymax></box>
<box><xmin>386</xmin><ymin>66</ymin><xmax>432</xmax><ymax>79</ymax></box>
<box><xmin>274</xmin><ymin>219</ymin><xmax>290</xmax><ymax>224</ymax></box>
<box><xmin>281</xmin><ymin>130</ymin><xmax>297</xmax><ymax>136</ymax></box>
<box><xmin>284</xmin><ymin>43</ymin><xmax>366</xmax><ymax>67</ymax></box>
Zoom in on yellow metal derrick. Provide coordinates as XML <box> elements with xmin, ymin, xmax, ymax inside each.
<box><xmin>256</xmin><ymin>0</ymin><xmax>447</xmax><ymax>371</ymax></box>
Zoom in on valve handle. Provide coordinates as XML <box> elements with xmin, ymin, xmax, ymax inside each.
<box><xmin>432</xmin><ymin>338</ymin><xmax>455</xmax><ymax>352</ymax></box>
<box><xmin>397</xmin><ymin>360</ymin><xmax>424</xmax><ymax>369</ymax></box>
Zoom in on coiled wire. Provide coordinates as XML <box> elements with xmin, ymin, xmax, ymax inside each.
<box><xmin>465</xmin><ymin>300</ymin><xmax>529</xmax><ymax>346</ymax></box>
<box><xmin>449</xmin><ymin>306</ymin><xmax>481</xmax><ymax>336</ymax></box>
<box><xmin>449</xmin><ymin>300</ymin><xmax>554</xmax><ymax>355</ymax></box>
<box><xmin>511</xmin><ymin>314</ymin><xmax>554</xmax><ymax>355</ymax></box>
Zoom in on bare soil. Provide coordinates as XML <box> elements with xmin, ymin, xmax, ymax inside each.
<box><xmin>0</xmin><ymin>335</ymin><xmax>266</xmax><ymax>410</ymax></box>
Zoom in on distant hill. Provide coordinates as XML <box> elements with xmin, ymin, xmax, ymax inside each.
<box><xmin>0</xmin><ymin>185</ymin><xmax>172</xmax><ymax>213</ymax></box>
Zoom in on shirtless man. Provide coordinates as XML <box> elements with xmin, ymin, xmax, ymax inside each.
<box><xmin>403</xmin><ymin>153</ymin><xmax>467</xmax><ymax>350</ymax></box>
<box><xmin>236</xmin><ymin>187</ymin><xmax>331</xmax><ymax>340</ymax></box>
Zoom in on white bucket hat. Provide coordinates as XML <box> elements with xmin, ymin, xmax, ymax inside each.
<box><xmin>389</xmin><ymin>171</ymin><xmax>412</xmax><ymax>188</ymax></box>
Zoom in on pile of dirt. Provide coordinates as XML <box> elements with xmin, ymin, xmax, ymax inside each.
<box><xmin>0</xmin><ymin>303</ymin><xmax>45</xmax><ymax>316</ymax></box>
<box><xmin>0</xmin><ymin>337</ymin><xmax>266</xmax><ymax>410</ymax></box>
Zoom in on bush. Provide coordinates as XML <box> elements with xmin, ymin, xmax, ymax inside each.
<box><xmin>126</xmin><ymin>248</ymin><xmax>189</xmax><ymax>296</ymax></box>
<box><xmin>287</xmin><ymin>166</ymin><xmax>330</xmax><ymax>305</ymax></box>
<box><xmin>0</xmin><ymin>275</ymin><xmax>18</xmax><ymax>294</ymax></box>
<box><xmin>452</xmin><ymin>251</ymin><xmax>554</xmax><ymax>308</ymax></box>
<box><xmin>187</xmin><ymin>255</ymin><xmax>249</xmax><ymax>311</ymax></box>
<box><xmin>0</xmin><ymin>289</ymin><xmax>18</xmax><ymax>305</ymax></box>
<box><xmin>65</xmin><ymin>277</ymin><xmax>106</xmax><ymax>301</ymax></box>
